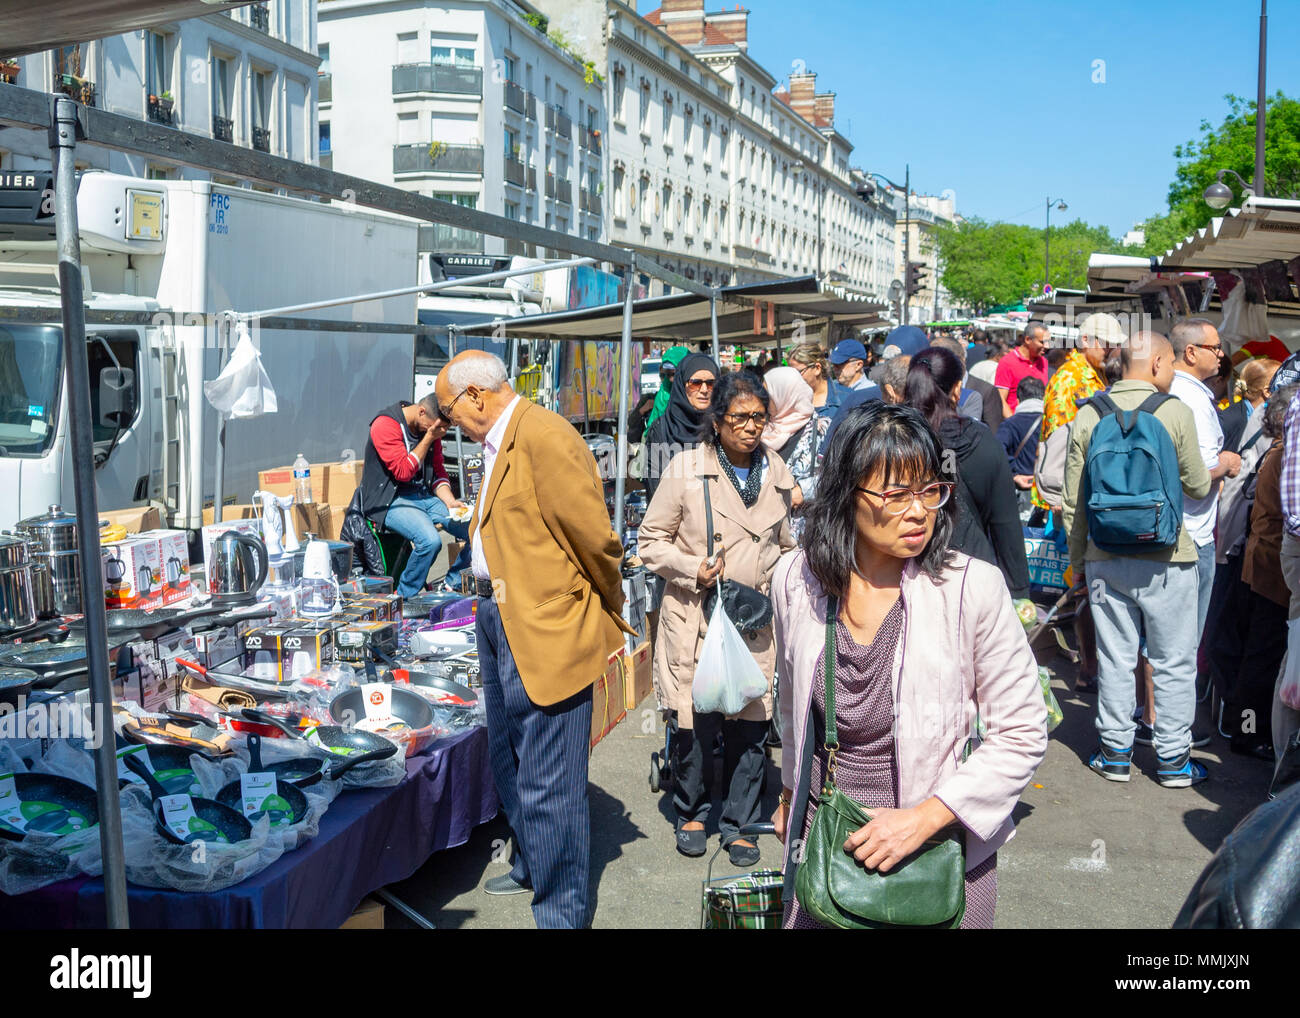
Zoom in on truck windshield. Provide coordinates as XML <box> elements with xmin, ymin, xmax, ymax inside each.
<box><xmin>0</xmin><ymin>324</ymin><xmax>62</xmax><ymax>457</ymax></box>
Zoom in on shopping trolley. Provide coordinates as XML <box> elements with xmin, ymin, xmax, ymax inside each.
<box><xmin>700</xmin><ymin>822</ymin><xmax>784</xmax><ymax>929</ymax></box>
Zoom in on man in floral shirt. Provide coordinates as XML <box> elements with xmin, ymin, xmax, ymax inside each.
<box><xmin>1033</xmin><ymin>312</ymin><xmax>1127</xmax><ymax>510</ymax></box>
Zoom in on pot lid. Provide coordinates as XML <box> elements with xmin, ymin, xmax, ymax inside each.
<box><xmin>17</xmin><ymin>504</ymin><xmax>77</xmax><ymax>532</ymax></box>
<box><xmin>0</xmin><ymin>667</ymin><xmax>38</xmax><ymax>688</ymax></box>
<box><xmin>0</xmin><ymin>534</ymin><xmax>30</xmax><ymax>569</ymax></box>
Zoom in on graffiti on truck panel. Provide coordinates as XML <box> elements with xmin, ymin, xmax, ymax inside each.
<box><xmin>555</xmin><ymin>340</ymin><xmax>644</xmax><ymax>422</ymax></box>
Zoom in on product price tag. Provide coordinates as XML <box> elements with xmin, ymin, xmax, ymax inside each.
<box><xmin>239</xmin><ymin>772</ymin><xmax>278</xmax><ymax>819</ymax></box>
<box><xmin>159</xmin><ymin>793</ymin><xmax>223</xmax><ymax>843</ymax></box>
<box><xmin>361</xmin><ymin>682</ymin><xmax>394</xmax><ymax>725</ymax></box>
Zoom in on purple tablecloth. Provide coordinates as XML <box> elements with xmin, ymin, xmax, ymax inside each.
<box><xmin>0</xmin><ymin>726</ymin><xmax>498</xmax><ymax>929</ymax></box>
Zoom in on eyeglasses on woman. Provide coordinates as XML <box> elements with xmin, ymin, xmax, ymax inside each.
<box><xmin>855</xmin><ymin>481</ymin><xmax>954</xmax><ymax>515</ymax></box>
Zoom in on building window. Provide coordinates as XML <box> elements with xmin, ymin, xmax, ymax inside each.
<box><xmin>662</xmin><ymin>183</ymin><xmax>673</xmax><ymax>231</ymax></box>
<box><xmin>639</xmin><ymin>81</ymin><xmax>650</xmax><ymax>132</ymax></box>
<box><xmin>683</xmin><ymin>106</ymin><xmax>693</xmax><ymax>156</ymax></box>
<box><xmin>434</xmin><ymin>192</ymin><xmax>477</xmax><ymax>208</ymax></box>
<box><xmin>252</xmin><ymin>69</ymin><xmax>270</xmax><ymax>130</ymax></box>
<box><xmin>504</xmin><ymin>126</ymin><xmax>518</xmax><ymax>160</ymax></box>
<box><xmin>211</xmin><ymin>55</ymin><xmax>232</xmax><ymax>132</ymax></box>
<box><xmin>503</xmin><ymin>55</ymin><xmax>516</xmax><ymax>83</ymax></box>
<box><xmin>319</xmin><ymin>121</ymin><xmax>331</xmax><ymax>154</ymax></box>
<box><xmin>146</xmin><ymin>32</ymin><xmax>170</xmax><ymax>98</ymax></box>
<box><xmin>431</xmin><ymin>45</ymin><xmax>475</xmax><ymax>66</ymax></box>
<box><xmin>613</xmin><ymin>166</ymin><xmax>625</xmax><ymax>218</ymax></box>
<box><xmin>613</xmin><ymin>66</ymin><xmax>625</xmax><ymax>121</ymax></box>
<box><xmin>505</xmin><ymin>200</ymin><xmax>519</xmax><ymax>219</ymax></box>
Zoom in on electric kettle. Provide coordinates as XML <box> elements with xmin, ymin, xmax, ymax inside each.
<box><xmin>209</xmin><ymin>530</ymin><xmax>269</xmax><ymax>606</ymax></box>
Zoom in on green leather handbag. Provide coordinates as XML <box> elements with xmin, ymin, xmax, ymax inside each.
<box><xmin>793</xmin><ymin>596</ymin><xmax>967</xmax><ymax>929</ymax></box>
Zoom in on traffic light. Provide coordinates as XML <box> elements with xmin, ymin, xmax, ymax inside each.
<box><xmin>905</xmin><ymin>261</ymin><xmax>928</xmax><ymax>298</ymax></box>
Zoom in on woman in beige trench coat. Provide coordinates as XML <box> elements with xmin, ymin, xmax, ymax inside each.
<box><xmin>638</xmin><ymin>370</ymin><xmax>797</xmax><ymax>866</ymax></box>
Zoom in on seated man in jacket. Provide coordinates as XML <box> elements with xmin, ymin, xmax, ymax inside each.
<box><xmin>360</xmin><ymin>394</ymin><xmax>471</xmax><ymax>597</ymax></box>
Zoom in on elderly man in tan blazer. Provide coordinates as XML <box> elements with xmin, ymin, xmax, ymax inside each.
<box><xmin>436</xmin><ymin>350</ymin><xmax>632</xmax><ymax>928</ymax></box>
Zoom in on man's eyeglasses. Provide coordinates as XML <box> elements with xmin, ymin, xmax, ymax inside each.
<box><xmin>685</xmin><ymin>377</ymin><xmax>716</xmax><ymax>392</ymax></box>
<box><xmin>856</xmin><ymin>481</ymin><xmax>954</xmax><ymax>516</ymax></box>
<box><xmin>1193</xmin><ymin>343</ymin><xmax>1224</xmax><ymax>357</ymax></box>
<box><xmin>722</xmin><ymin>411</ymin><xmax>769</xmax><ymax>428</ymax></box>
<box><xmin>438</xmin><ymin>387</ymin><xmax>470</xmax><ymax>424</ymax></box>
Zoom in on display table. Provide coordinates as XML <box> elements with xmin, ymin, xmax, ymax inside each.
<box><xmin>0</xmin><ymin>726</ymin><xmax>498</xmax><ymax>929</ymax></box>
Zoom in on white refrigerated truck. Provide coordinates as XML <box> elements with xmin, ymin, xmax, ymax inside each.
<box><xmin>0</xmin><ymin>171</ymin><xmax>420</xmax><ymax>531</ymax></box>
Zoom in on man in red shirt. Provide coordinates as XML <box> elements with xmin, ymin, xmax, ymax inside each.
<box><xmin>994</xmin><ymin>321</ymin><xmax>1051</xmax><ymax>415</ymax></box>
<box><xmin>359</xmin><ymin>394</ymin><xmax>471</xmax><ymax>596</ymax></box>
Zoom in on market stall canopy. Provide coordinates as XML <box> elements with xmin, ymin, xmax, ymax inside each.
<box><xmin>0</xmin><ymin>0</ymin><xmax>255</xmax><ymax>55</ymax></box>
<box><xmin>453</xmin><ymin>275</ymin><xmax>888</xmax><ymax>344</ymax></box>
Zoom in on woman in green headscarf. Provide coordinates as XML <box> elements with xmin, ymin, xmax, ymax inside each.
<box><xmin>644</xmin><ymin>346</ymin><xmax>692</xmax><ymax>432</ymax></box>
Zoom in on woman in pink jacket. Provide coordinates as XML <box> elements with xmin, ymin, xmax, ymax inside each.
<box><xmin>771</xmin><ymin>401</ymin><xmax>1047</xmax><ymax>928</ymax></box>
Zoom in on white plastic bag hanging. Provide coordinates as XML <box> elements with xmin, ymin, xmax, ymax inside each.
<box><xmin>203</xmin><ymin>321</ymin><xmax>277</xmax><ymax>419</ymax></box>
<box><xmin>692</xmin><ymin>597</ymin><xmax>769</xmax><ymax>716</ymax></box>
<box><xmin>1218</xmin><ymin>273</ymin><xmax>1270</xmax><ymax>351</ymax></box>
<box><xmin>1279</xmin><ymin>618</ymin><xmax>1300</xmax><ymax>711</ymax></box>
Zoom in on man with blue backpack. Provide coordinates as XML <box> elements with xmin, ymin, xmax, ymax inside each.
<box><xmin>1063</xmin><ymin>332</ymin><xmax>1213</xmax><ymax>788</ymax></box>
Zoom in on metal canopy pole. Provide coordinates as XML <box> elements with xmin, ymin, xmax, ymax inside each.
<box><xmin>211</xmin><ymin>313</ymin><xmax>232</xmax><ymax>524</ymax></box>
<box><xmin>612</xmin><ymin>257</ymin><xmax>636</xmax><ymax>546</ymax></box>
<box><xmin>51</xmin><ymin>96</ymin><xmax>129</xmax><ymax>929</ymax></box>
<box><xmin>709</xmin><ymin>291</ymin><xmax>721</xmax><ymax>366</ymax></box>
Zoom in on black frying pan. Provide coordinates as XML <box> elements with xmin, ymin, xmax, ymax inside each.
<box><xmin>0</xmin><ymin>773</ymin><xmax>99</xmax><ymax>841</ymax></box>
<box><xmin>215</xmin><ymin>737</ymin><xmax>310</xmax><ymax>828</ymax></box>
<box><xmin>241</xmin><ymin>709</ymin><xmax>400</xmax><ymax>761</ymax></box>
<box><xmin>328</xmin><ymin>684</ymin><xmax>434</xmax><ymax>732</ymax></box>
<box><xmin>116</xmin><ymin>743</ymin><xmax>211</xmax><ymax>797</ymax></box>
<box><xmin>233</xmin><ymin>732</ymin><xmax>394</xmax><ymax>789</ymax></box>
<box><xmin>123</xmin><ymin>752</ymin><xmax>251</xmax><ymax>846</ymax></box>
<box><xmin>0</xmin><ymin>667</ymin><xmax>38</xmax><ymax>708</ymax></box>
<box><xmin>72</xmin><ymin>605</ymin><xmax>230</xmax><ymax>643</ymax></box>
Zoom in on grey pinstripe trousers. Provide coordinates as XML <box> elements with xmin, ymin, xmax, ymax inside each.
<box><xmin>477</xmin><ymin>595</ymin><xmax>594</xmax><ymax>928</ymax></box>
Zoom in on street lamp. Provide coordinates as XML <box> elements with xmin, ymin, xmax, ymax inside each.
<box><xmin>866</xmin><ymin>167</ymin><xmax>910</xmax><ymax>322</ymax></box>
<box><xmin>1203</xmin><ymin>168</ymin><xmax>1255</xmax><ymax>210</ymax></box>
<box><xmin>1044</xmin><ymin>196</ymin><xmax>1067</xmax><ymax>293</ymax></box>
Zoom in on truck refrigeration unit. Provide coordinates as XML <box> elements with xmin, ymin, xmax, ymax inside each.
<box><xmin>0</xmin><ymin>171</ymin><xmax>420</xmax><ymax>532</ymax></box>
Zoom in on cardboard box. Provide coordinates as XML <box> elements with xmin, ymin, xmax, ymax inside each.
<box><xmin>102</xmin><ymin>539</ymin><xmax>165</xmax><ymax>610</ymax></box>
<box><xmin>98</xmin><ymin>505</ymin><xmax>162</xmax><ymax>534</ymax></box>
<box><xmin>258</xmin><ymin>460</ymin><xmax>360</xmax><ymax>508</ymax></box>
<box><xmin>339</xmin><ymin>897</ymin><xmax>385</xmax><ymax>930</ymax></box>
<box><xmin>623</xmin><ymin>641</ymin><xmax>653</xmax><ymax>712</ymax></box>
<box><xmin>281</xmin><ymin>626</ymin><xmax>335</xmax><ymax>677</ymax></box>
<box><xmin>590</xmin><ymin>648</ymin><xmax>628</xmax><ymax>750</ymax></box>
<box><xmin>139</xmin><ymin>529</ymin><xmax>192</xmax><ymax>606</ymax></box>
<box><xmin>241</xmin><ymin>626</ymin><xmax>293</xmax><ymax>682</ymax></box>
<box><xmin>334</xmin><ymin>621</ymin><xmax>398</xmax><ymax>664</ymax></box>
<box><xmin>202</xmin><ymin>503</ymin><xmax>260</xmax><ymax>526</ymax></box>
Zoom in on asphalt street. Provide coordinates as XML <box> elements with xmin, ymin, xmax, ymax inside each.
<box><xmin>385</xmin><ymin>649</ymin><xmax>1271</xmax><ymax>929</ymax></box>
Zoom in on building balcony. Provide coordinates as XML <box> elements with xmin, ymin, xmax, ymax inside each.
<box><xmin>54</xmin><ymin>73</ymin><xmax>95</xmax><ymax>106</ymax></box>
<box><xmin>524</xmin><ymin>91</ymin><xmax>536</xmax><ymax>121</ymax></box>
<box><xmin>545</xmin><ymin>105</ymin><xmax>571</xmax><ymax>140</ymax></box>
<box><xmin>252</xmin><ymin>126</ymin><xmax>271</xmax><ymax>152</ymax></box>
<box><xmin>504</xmin><ymin>80</ymin><xmax>527</xmax><ymax>115</ymax></box>
<box><xmin>556</xmin><ymin>178</ymin><xmax>572</xmax><ymax>205</ymax></box>
<box><xmin>213</xmin><ymin>115</ymin><xmax>234</xmax><ymax>142</ymax></box>
<box><xmin>249</xmin><ymin>2</ymin><xmax>270</xmax><ymax>32</ymax></box>
<box><xmin>579</xmin><ymin>125</ymin><xmax>602</xmax><ymax>154</ymax></box>
<box><xmin>318</xmin><ymin>72</ymin><xmax>331</xmax><ymax>104</ymax></box>
<box><xmin>417</xmin><ymin>222</ymin><xmax>484</xmax><ymax>254</ymax></box>
<box><xmin>581</xmin><ymin>189</ymin><xmax>601</xmax><ymax>216</ymax></box>
<box><xmin>526</xmin><ymin>166</ymin><xmax>537</xmax><ymax>192</ymax></box>
<box><xmin>393</xmin><ymin>143</ymin><xmax>484</xmax><ymax>175</ymax></box>
<box><xmin>147</xmin><ymin>94</ymin><xmax>174</xmax><ymax>125</ymax></box>
<box><xmin>504</xmin><ymin>155</ymin><xmax>525</xmax><ymax>187</ymax></box>
<box><xmin>392</xmin><ymin>63</ymin><xmax>483</xmax><ymax>98</ymax></box>
<box><xmin>545</xmin><ymin>172</ymin><xmax>555</xmax><ymax>199</ymax></box>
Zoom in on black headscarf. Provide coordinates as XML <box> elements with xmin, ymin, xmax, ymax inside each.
<box><xmin>658</xmin><ymin>352</ymin><xmax>719</xmax><ymax>448</ymax></box>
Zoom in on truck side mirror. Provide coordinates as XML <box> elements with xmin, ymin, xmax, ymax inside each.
<box><xmin>98</xmin><ymin>366</ymin><xmax>136</xmax><ymax>429</ymax></box>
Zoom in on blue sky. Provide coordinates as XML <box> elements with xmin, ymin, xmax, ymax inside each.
<box><xmin>704</xmin><ymin>0</ymin><xmax>1299</xmax><ymax>237</ymax></box>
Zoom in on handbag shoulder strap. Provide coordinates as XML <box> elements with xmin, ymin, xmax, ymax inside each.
<box><xmin>1012</xmin><ymin>415</ymin><xmax>1042</xmax><ymax>459</ymax></box>
<box><xmin>703</xmin><ymin>473</ymin><xmax>715</xmax><ymax>560</ymax></box>
<box><xmin>824</xmin><ymin>594</ymin><xmax>839</xmax><ymax>783</ymax></box>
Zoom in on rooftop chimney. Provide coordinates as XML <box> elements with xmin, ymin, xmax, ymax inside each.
<box><xmin>788</xmin><ymin>71</ymin><xmax>816</xmax><ymax>122</ymax></box>
<box><xmin>661</xmin><ymin>0</ymin><xmax>705</xmax><ymax>45</ymax></box>
<box><xmin>703</xmin><ymin>6</ymin><xmax>748</xmax><ymax>49</ymax></box>
<box><xmin>814</xmin><ymin>91</ymin><xmax>835</xmax><ymax>127</ymax></box>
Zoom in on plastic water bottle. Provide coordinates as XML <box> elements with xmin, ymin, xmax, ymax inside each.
<box><xmin>293</xmin><ymin>452</ymin><xmax>312</xmax><ymax>504</ymax></box>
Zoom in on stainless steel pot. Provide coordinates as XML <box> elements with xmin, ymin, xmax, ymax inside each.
<box><xmin>0</xmin><ymin>535</ymin><xmax>37</xmax><ymax>634</ymax></box>
<box><xmin>28</xmin><ymin>553</ymin><xmax>57</xmax><ymax>619</ymax></box>
<box><xmin>17</xmin><ymin>504</ymin><xmax>83</xmax><ymax>615</ymax></box>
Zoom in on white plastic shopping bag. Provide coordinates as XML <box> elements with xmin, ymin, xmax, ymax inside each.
<box><xmin>1279</xmin><ymin>618</ymin><xmax>1300</xmax><ymax>711</ymax></box>
<box><xmin>203</xmin><ymin>322</ymin><xmax>277</xmax><ymax>419</ymax></box>
<box><xmin>692</xmin><ymin>597</ymin><xmax>769</xmax><ymax>716</ymax></box>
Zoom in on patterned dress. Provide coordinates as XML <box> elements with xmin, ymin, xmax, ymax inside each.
<box><xmin>1031</xmin><ymin>350</ymin><xmax>1106</xmax><ymax>510</ymax></box>
<box><xmin>784</xmin><ymin>600</ymin><xmax>998</xmax><ymax>929</ymax></box>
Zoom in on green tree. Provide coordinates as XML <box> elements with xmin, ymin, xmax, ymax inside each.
<box><xmin>1131</xmin><ymin>91</ymin><xmax>1299</xmax><ymax>256</ymax></box>
<box><xmin>933</xmin><ymin>218</ymin><xmax>1121</xmax><ymax>312</ymax></box>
